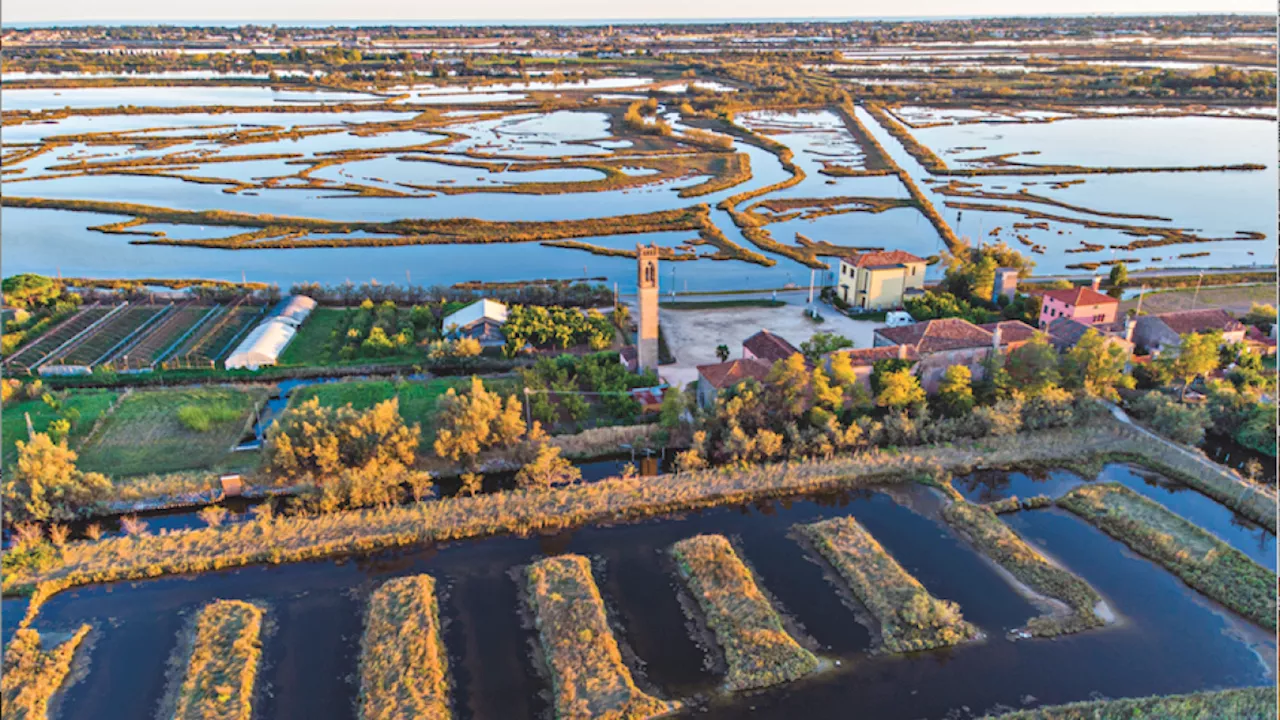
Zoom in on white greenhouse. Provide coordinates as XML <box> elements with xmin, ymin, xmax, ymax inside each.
<box><xmin>223</xmin><ymin>318</ymin><xmax>298</xmax><ymax>370</ymax></box>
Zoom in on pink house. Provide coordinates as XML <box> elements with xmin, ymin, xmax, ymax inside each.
<box><xmin>1037</xmin><ymin>279</ymin><xmax>1119</xmax><ymax>330</ymax></box>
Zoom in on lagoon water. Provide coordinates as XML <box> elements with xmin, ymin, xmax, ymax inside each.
<box><xmin>12</xmin><ymin>468</ymin><xmax>1273</xmax><ymax>720</ymax></box>
<box><xmin>2</xmin><ymin>86</ymin><xmax>1276</xmax><ymax>290</ymax></box>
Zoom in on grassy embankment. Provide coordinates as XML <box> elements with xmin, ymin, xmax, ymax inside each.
<box><xmin>1</xmin><ymin>625</ymin><xmax>92</xmax><ymax>720</ymax></box>
<box><xmin>982</xmin><ymin>685</ymin><xmax>1277</xmax><ymax>720</ymax></box>
<box><xmin>358</xmin><ymin>575</ymin><xmax>450</xmax><ymax>720</ymax></box>
<box><xmin>4</xmin><ymin>196</ymin><xmax>772</xmax><ymax>267</ymax></box>
<box><xmin>941</xmin><ymin>501</ymin><xmax>1103</xmax><ymax>637</ymax></box>
<box><xmin>797</xmin><ymin>515</ymin><xmax>979</xmax><ymax>652</ymax></box>
<box><xmin>7</xmin><ymin>417</ymin><xmax>1271</xmax><ymax>615</ymax></box>
<box><xmin>1</xmin><ymin>389</ymin><xmax>120</xmax><ymax>468</ymax></box>
<box><xmin>1058</xmin><ymin>483</ymin><xmax>1276</xmax><ymax>630</ymax></box>
<box><xmin>168</xmin><ymin>600</ymin><xmax>264</xmax><ymax>720</ymax></box>
<box><xmin>670</xmin><ymin>535</ymin><xmax>819</xmax><ymax>691</ymax></box>
<box><xmin>525</xmin><ymin>555</ymin><xmax>677</xmax><ymax>720</ymax></box>
<box><xmin>834</xmin><ymin>101</ymin><xmax>962</xmax><ymax>254</ymax></box>
<box><xmin>75</xmin><ymin>386</ymin><xmax>268</xmax><ymax>477</ymax></box>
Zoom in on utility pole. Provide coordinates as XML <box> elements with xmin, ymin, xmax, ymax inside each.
<box><xmin>1134</xmin><ymin>284</ymin><xmax>1147</xmax><ymax>316</ymax></box>
<box><xmin>808</xmin><ymin>269</ymin><xmax>815</xmax><ymax>305</ymax></box>
<box><xmin>1191</xmin><ymin>271</ymin><xmax>1204</xmax><ymax>310</ymax></box>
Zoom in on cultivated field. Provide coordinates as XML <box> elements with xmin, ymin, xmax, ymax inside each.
<box><xmin>76</xmin><ymin>386</ymin><xmax>269</xmax><ymax>476</ymax></box>
<box><xmin>3</xmin><ymin>305</ymin><xmax>112</xmax><ymax>371</ymax></box>
<box><xmin>56</xmin><ymin>304</ymin><xmax>167</xmax><ymax>367</ymax></box>
<box><xmin>1</xmin><ymin>389</ymin><xmax>120</xmax><ymax>467</ymax></box>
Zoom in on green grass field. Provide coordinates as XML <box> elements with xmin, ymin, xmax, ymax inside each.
<box><xmin>76</xmin><ymin>386</ymin><xmax>269</xmax><ymax>477</ymax></box>
<box><xmin>2</xmin><ymin>390</ymin><xmax>120</xmax><ymax>467</ymax></box>
<box><xmin>277</xmin><ymin>307</ymin><xmax>346</xmax><ymax>365</ymax></box>
<box><xmin>291</xmin><ymin>376</ymin><xmax>521</xmax><ymax>441</ymax></box>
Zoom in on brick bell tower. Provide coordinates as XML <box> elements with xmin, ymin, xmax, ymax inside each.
<box><xmin>636</xmin><ymin>243</ymin><xmax>660</xmax><ymax>372</ymax></box>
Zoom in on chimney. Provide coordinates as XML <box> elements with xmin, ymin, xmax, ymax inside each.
<box><xmin>897</xmin><ymin>343</ymin><xmax>908</xmax><ymax>360</ymax></box>
<box><xmin>992</xmin><ymin>323</ymin><xmax>1003</xmax><ymax>350</ymax></box>
<box><xmin>1124</xmin><ymin>316</ymin><xmax>1136</xmax><ymax>343</ymax></box>
<box><xmin>1091</xmin><ymin>276</ymin><xmax>1102</xmax><ymax>291</ymax></box>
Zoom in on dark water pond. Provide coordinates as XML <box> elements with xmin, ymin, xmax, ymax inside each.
<box><xmin>954</xmin><ymin>462</ymin><xmax>1275</xmax><ymax>571</ymax></box>
<box><xmin>13</xmin><ymin>469</ymin><xmax>1275</xmax><ymax>720</ymax></box>
<box><xmin>1202</xmin><ymin>432</ymin><xmax>1277</xmax><ymax>486</ymax></box>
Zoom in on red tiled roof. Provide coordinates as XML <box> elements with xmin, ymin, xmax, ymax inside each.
<box><xmin>978</xmin><ymin>320</ymin><xmax>1041</xmax><ymax>346</ymax></box>
<box><xmin>742</xmin><ymin>329</ymin><xmax>800</xmax><ymax>363</ymax></box>
<box><xmin>696</xmin><ymin>358</ymin><xmax>772</xmax><ymax>389</ymax></box>
<box><xmin>875</xmin><ymin>318</ymin><xmax>994</xmax><ymax>354</ymax></box>
<box><xmin>833</xmin><ymin>345</ymin><xmax>920</xmax><ymax>367</ymax></box>
<box><xmin>1245</xmin><ymin>325</ymin><xmax>1277</xmax><ymax>347</ymax></box>
<box><xmin>1040</xmin><ymin>286</ymin><xmax>1118</xmax><ymax>308</ymax></box>
<box><xmin>1155</xmin><ymin>309</ymin><xmax>1246</xmax><ymax>336</ymax></box>
<box><xmin>842</xmin><ymin>250</ymin><xmax>926</xmax><ymax>269</ymax></box>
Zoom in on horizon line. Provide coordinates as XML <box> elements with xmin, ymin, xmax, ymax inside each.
<box><xmin>5</xmin><ymin>11</ymin><xmax>1275</xmax><ymax>28</ymax></box>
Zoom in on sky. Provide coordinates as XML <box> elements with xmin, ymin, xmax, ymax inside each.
<box><xmin>2</xmin><ymin>0</ymin><xmax>1274</xmax><ymax>24</ymax></box>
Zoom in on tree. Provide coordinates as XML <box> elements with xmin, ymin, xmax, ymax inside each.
<box><xmin>1005</xmin><ymin>336</ymin><xmax>1061</xmax><ymax>396</ymax></box>
<box><xmin>799</xmin><ymin>332</ymin><xmax>853</xmax><ymax>362</ymax></box>
<box><xmin>2</xmin><ymin>433</ymin><xmax>111</xmax><ymax>524</ymax></box>
<box><xmin>870</xmin><ymin>358</ymin><xmax>914</xmax><ymax>396</ymax></box>
<box><xmin>935</xmin><ymin>365</ymin><xmax>975</xmax><ymax>418</ymax></box>
<box><xmin>1243</xmin><ymin>303</ymin><xmax>1277</xmax><ymax>332</ymax></box>
<box><xmin>433</xmin><ymin>377</ymin><xmax>525</xmax><ymax>464</ymax></box>
<box><xmin>716</xmin><ymin>344</ymin><xmax>730</xmax><ymax>362</ymax></box>
<box><xmin>1060</xmin><ymin>330</ymin><xmax>1132</xmax><ymax>400</ymax></box>
<box><xmin>1129</xmin><ymin>391</ymin><xmax>1211</xmax><ymax>445</ymax></box>
<box><xmin>1170</xmin><ymin>331</ymin><xmax>1221</xmax><ymax>400</ymax></box>
<box><xmin>515</xmin><ymin>442</ymin><xmax>581</xmax><ymax>490</ymax></box>
<box><xmin>1108</xmin><ymin>262</ymin><xmax>1129</xmax><ymax>290</ymax></box>
<box><xmin>904</xmin><ymin>291</ymin><xmax>995</xmax><ymax>325</ymax></box>
<box><xmin>875</xmin><ymin>369</ymin><xmax>925</xmax><ymax>411</ymax></box>
<box><xmin>659</xmin><ymin>387</ymin><xmax>686</xmax><ymax>429</ymax></box>
<box><xmin>765</xmin><ymin>353</ymin><xmax>813</xmax><ymax>420</ymax></box>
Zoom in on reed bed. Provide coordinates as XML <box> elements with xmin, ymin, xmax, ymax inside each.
<box><xmin>942</xmin><ymin>501</ymin><xmax>1104</xmax><ymax>637</ymax></box>
<box><xmin>6</xmin><ymin>423</ymin><xmax>1150</xmax><ymax>608</ymax></box>
<box><xmin>170</xmin><ymin>600</ymin><xmax>264</xmax><ymax>720</ymax></box>
<box><xmin>982</xmin><ymin>685</ymin><xmax>1276</xmax><ymax>719</ymax></box>
<box><xmin>798</xmin><ymin>516</ymin><xmax>979</xmax><ymax>653</ymax></box>
<box><xmin>1</xmin><ymin>625</ymin><xmax>91</xmax><ymax>720</ymax></box>
<box><xmin>525</xmin><ymin>555</ymin><xmax>677</xmax><ymax>720</ymax></box>
<box><xmin>358</xmin><ymin>575</ymin><xmax>450</xmax><ymax>720</ymax></box>
<box><xmin>670</xmin><ymin>534</ymin><xmax>819</xmax><ymax>691</ymax></box>
<box><xmin>1058</xmin><ymin>483</ymin><xmax>1276</xmax><ymax>631</ymax></box>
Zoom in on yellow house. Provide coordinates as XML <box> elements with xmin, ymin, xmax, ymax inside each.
<box><xmin>836</xmin><ymin>250</ymin><xmax>927</xmax><ymax>311</ymax></box>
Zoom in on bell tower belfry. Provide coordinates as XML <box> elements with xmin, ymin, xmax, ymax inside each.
<box><xmin>636</xmin><ymin>243</ymin><xmax>659</xmax><ymax>372</ymax></box>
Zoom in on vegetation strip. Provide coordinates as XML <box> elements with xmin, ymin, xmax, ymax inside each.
<box><xmin>525</xmin><ymin>555</ymin><xmax>677</xmax><ymax>719</ymax></box>
<box><xmin>797</xmin><ymin>515</ymin><xmax>979</xmax><ymax>653</ymax></box>
<box><xmin>359</xmin><ymin>575</ymin><xmax>450</xmax><ymax>720</ymax></box>
<box><xmin>670</xmin><ymin>534</ymin><xmax>819</xmax><ymax>691</ymax></box>
<box><xmin>982</xmin><ymin>685</ymin><xmax>1277</xmax><ymax>719</ymax></box>
<box><xmin>4</xmin><ymin>420</ymin><xmax>1222</xmax><ymax>607</ymax></box>
<box><xmin>942</xmin><ymin>501</ymin><xmax>1104</xmax><ymax>636</ymax></box>
<box><xmin>170</xmin><ymin>600</ymin><xmax>264</xmax><ymax>720</ymax></box>
<box><xmin>1</xmin><ymin>625</ymin><xmax>92</xmax><ymax>720</ymax></box>
<box><xmin>1057</xmin><ymin>483</ymin><xmax>1276</xmax><ymax>630</ymax></box>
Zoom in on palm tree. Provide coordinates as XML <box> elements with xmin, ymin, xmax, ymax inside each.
<box><xmin>716</xmin><ymin>344</ymin><xmax>730</xmax><ymax>362</ymax></box>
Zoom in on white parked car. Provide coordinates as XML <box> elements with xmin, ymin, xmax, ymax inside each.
<box><xmin>885</xmin><ymin>311</ymin><xmax>916</xmax><ymax>327</ymax></box>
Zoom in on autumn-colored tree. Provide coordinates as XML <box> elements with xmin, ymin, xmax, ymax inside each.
<box><xmin>935</xmin><ymin>365</ymin><xmax>975</xmax><ymax>418</ymax></box>
<box><xmin>515</xmin><ymin>442</ymin><xmax>582</xmax><ymax>490</ymax></box>
<box><xmin>432</xmin><ymin>377</ymin><xmax>526</xmax><ymax>464</ymax></box>
<box><xmin>876</xmin><ymin>369</ymin><xmax>925</xmax><ymax>411</ymax></box>
<box><xmin>2</xmin><ymin>433</ymin><xmax>111</xmax><ymax>524</ymax></box>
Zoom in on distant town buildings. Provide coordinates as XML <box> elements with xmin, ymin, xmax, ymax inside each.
<box><xmin>874</xmin><ymin>317</ymin><xmax>1040</xmax><ymax>392</ymax></box>
<box><xmin>835</xmin><ymin>250</ymin><xmax>926</xmax><ymax>311</ymax></box>
<box><xmin>1036</xmin><ymin>279</ymin><xmax>1118</xmax><ymax>330</ymax></box>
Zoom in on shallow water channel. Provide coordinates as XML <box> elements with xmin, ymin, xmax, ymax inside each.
<box><xmin>12</xmin><ymin>464</ymin><xmax>1275</xmax><ymax>720</ymax></box>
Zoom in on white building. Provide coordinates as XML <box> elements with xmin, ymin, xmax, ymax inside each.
<box><xmin>223</xmin><ymin>295</ymin><xmax>315</xmax><ymax>370</ymax></box>
<box><xmin>224</xmin><ymin>318</ymin><xmax>297</xmax><ymax>370</ymax></box>
<box><xmin>442</xmin><ymin>299</ymin><xmax>508</xmax><ymax>346</ymax></box>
